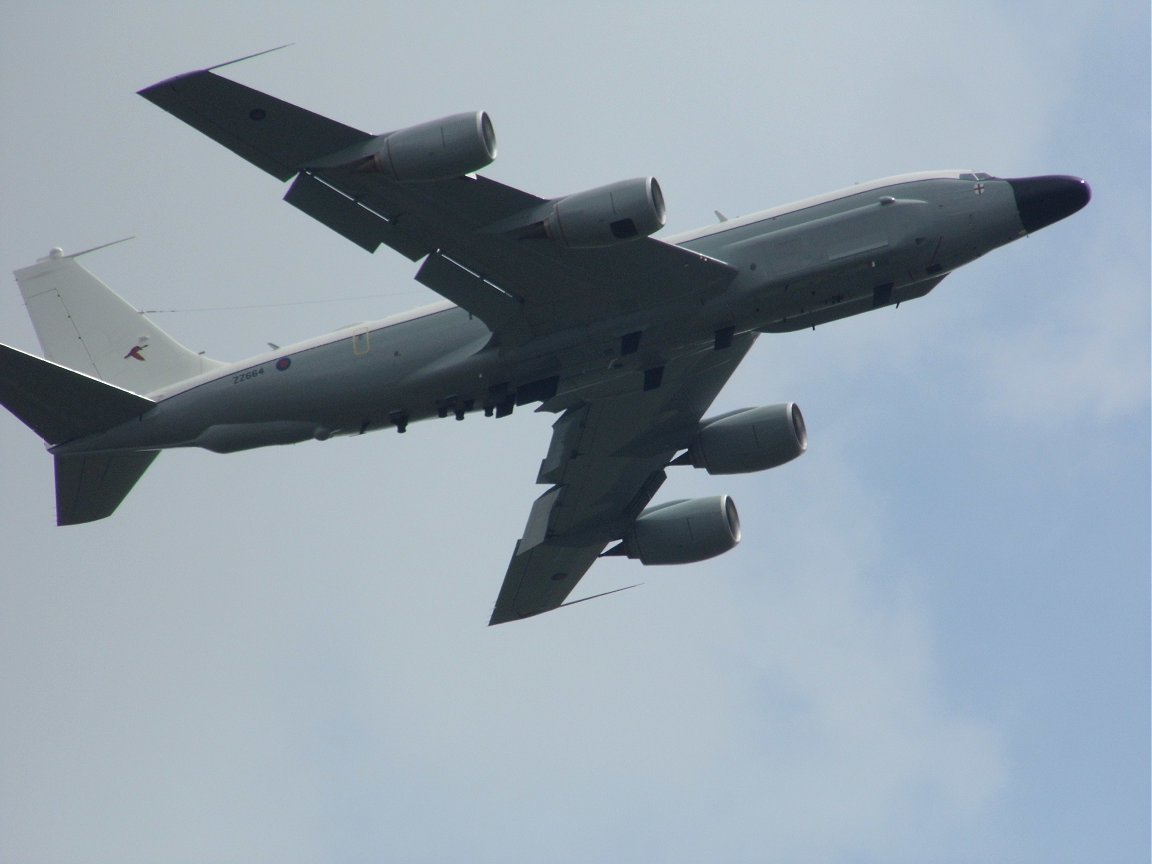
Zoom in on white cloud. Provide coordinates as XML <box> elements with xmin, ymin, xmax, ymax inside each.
<box><xmin>969</xmin><ymin>228</ymin><xmax>1149</xmax><ymax>427</ymax></box>
<box><xmin>0</xmin><ymin>2</ymin><xmax>1145</xmax><ymax>862</ymax></box>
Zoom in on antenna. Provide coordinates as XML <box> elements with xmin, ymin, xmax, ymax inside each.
<box><xmin>558</xmin><ymin>583</ymin><xmax>643</xmax><ymax>610</ymax></box>
<box><xmin>63</xmin><ymin>236</ymin><xmax>136</xmax><ymax>259</ymax></box>
<box><xmin>206</xmin><ymin>44</ymin><xmax>294</xmax><ymax>72</ymax></box>
<box><xmin>39</xmin><ymin>236</ymin><xmax>135</xmax><ymax>263</ymax></box>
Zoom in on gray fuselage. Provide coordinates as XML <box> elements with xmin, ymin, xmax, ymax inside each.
<box><xmin>53</xmin><ymin>173</ymin><xmax>1025</xmax><ymax>458</ymax></box>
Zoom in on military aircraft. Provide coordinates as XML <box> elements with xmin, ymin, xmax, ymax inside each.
<box><xmin>0</xmin><ymin>60</ymin><xmax>1089</xmax><ymax>624</ymax></box>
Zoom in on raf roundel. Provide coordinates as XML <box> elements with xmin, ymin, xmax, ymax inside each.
<box><xmin>276</xmin><ymin>357</ymin><xmax>291</xmax><ymax>371</ymax></box>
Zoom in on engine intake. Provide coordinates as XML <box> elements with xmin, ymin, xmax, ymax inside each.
<box><xmin>543</xmin><ymin>177</ymin><xmax>666</xmax><ymax>247</ymax></box>
<box><xmin>618</xmin><ymin>495</ymin><xmax>741</xmax><ymax>565</ymax></box>
<box><xmin>358</xmin><ymin>112</ymin><xmax>497</xmax><ymax>181</ymax></box>
<box><xmin>686</xmin><ymin>403</ymin><xmax>807</xmax><ymax>475</ymax></box>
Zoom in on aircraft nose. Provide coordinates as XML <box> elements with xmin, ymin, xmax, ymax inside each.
<box><xmin>1007</xmin><ymin>175</ymin><xmax>1091</xmax><ymax>234</ymax></box>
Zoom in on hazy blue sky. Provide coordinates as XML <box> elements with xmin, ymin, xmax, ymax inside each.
<box><xmin>1</xmin><ymin>2</ymin><xmax>1147</xmax><ymax>862</ymax></box>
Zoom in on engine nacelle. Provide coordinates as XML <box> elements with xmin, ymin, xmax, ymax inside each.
<box><xmin>687</xmin><ymin>403</ymin><xmax>807</xmax><ymax>475</ymax></box>
<box><xmin>543</xmin><ymin>177</ymin><xmax>666</xmax><ymax>247</ymax></box>
<box><xmin>621</xmin><ymin>495</ymin><xmax>741</xmax><ymax>565</ymax></box>
<box><xmin>361</xmin><ymin>112</ymin><xmax>496</xmax><ymax>181</ymax></box>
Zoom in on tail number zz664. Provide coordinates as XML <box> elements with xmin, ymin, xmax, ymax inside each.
<box><xmin>232</xmin><ymin>367</ymin><xmax>265</xmax><ymax>385</ymax></box>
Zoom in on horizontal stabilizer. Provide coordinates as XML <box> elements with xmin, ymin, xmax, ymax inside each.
<box><xmin>0</xmin><ymin>343</ymin><xmax>154</xmax><ymax>444</ymax></box>
<box><xmin>55</xmin><ymin>452</ymin><xmax>159</xmax><ymax>525</ymax></box>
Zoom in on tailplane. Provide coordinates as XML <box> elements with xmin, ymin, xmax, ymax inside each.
<box><xmin>14</xmin><ymin>244</ymin><xmax>224</xmax><ymax>395</ymax></box>
<box><xmin>0</xmin><ymin>343</ymin><xmax>155</xmax><ymax>444</ymax></box>
<box><xmin>0</xmin><ymin>343</ymin><xmax>159</xmax><ymax>524</ymax></box>
<box><xmin>54</xmin><ymin>452</ymin><xmax>159</xmax><ymax>525</ymax></box>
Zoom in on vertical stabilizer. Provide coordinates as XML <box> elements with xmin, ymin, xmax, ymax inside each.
<box><xmin>14</xmin><ymin>246</ymin><xmax>224</xmax><ymax>394</ymax></box>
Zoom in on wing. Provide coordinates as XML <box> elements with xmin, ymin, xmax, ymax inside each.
<box><xmin>140</xmin><ymin>65</ymin><xmax>756</xmax><ymax>624</ymax></box>
<box><xmin>489</xmin><ymin>334</ymin><xmax>756</xmax><ymax>624</ymax></box>
<box><xmin>139</xmin><ymin>68</ymin><xmax>737</xmax><ymax>345</ymax></box>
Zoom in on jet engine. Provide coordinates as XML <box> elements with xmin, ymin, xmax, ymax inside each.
<box><xmin>617</xmin><ymin>495</ymin><xmax>741</xmax><ymax>565</ymax></box>
<box><xmin>358</xmin><ymin>112</ymin><xmax>497</xmax><ymax>181</ymax></box>
<box><xmin>684</xmin><ymin>403</ymin><xmax>807</xmax><ymax>475</ymax></box>
<box><xmin>543</xmin><ymin>177</ymin><xmax>666</xmax><ymax>247</ymax></box>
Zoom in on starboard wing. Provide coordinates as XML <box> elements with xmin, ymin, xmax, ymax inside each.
<box><xmin>489</xmin><ymin>335</ymin><xmax>755</xmax><ymax>624</ymax></box>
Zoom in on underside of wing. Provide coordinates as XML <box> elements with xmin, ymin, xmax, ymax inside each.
<box><xmin>139</xmin><ymin>69</ymin><xmax>372</xmax><ymax>181</ymax></box>
<box><xmin>140</xmin><ymin>69</ymin><xmax>738</xmax><ymax>346</ymax></box>
<box><xmin>489</xmin><ymin>335</ymin><xmax>756</xmax><ymax>624</ymax></box>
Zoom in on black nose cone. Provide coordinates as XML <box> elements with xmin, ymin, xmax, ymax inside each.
<box><xmin>1007</xmin><ymin>175</ymin><xmax>1091</xmax><ymax>234</ymax></box>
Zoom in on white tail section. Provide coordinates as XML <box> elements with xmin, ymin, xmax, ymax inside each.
<box><xmin>14</xmin><ymin>246</ymin><xmax>224</xmax><ymax>395</ymax></box>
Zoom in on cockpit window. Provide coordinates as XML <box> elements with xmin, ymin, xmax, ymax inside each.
<box><xmin>960</xmin><ymin>172</ymin><xmax>995</xmax><ymax>181</ymax></box>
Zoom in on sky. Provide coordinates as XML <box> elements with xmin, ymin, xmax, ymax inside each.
<box><xmin>0</xmin><ymin>2</ymin><xmax>1147</xmax><ymax>862</ymax></box>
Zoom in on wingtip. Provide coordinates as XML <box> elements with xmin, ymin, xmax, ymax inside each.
<box><xmin>487</xmin><ymin>608</ymin><xmax>524</xmax><ymax>626</ymax></box>
<box><xmin>138</xmin><ymin>44</ymin><xmax>294</xmax><ymax>97</ymax></box>
<box><xmin>137</xmin><ymin>70</ymin><xmax>204</xmax><ymax>100</ymax></box>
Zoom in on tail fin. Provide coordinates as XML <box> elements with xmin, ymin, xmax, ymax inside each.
<box><xmin>0</xmin><ymin>343</ymin><xmax>159</xmax><ymax>524</ymax></box>
<box><xmin>14</xmin><ymin>244</ymin><xmax>224</xmax><ymax>395</ymax></box>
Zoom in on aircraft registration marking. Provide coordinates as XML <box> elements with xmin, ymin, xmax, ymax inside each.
<box><xmin>232</xmin><ymin>367</ymin><xmax>265</xmax><ymax>385</ymax></box>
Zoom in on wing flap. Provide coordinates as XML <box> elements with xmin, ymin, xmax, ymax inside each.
<box><xmin>284</xmin><ymin>172</ymin><xmax>437</xmax><ymax>260</ymax></box>
<box><xmin>414</xmin><ymin>252</ymin><xmax>527</xmax><ymax>339</ymax></box>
